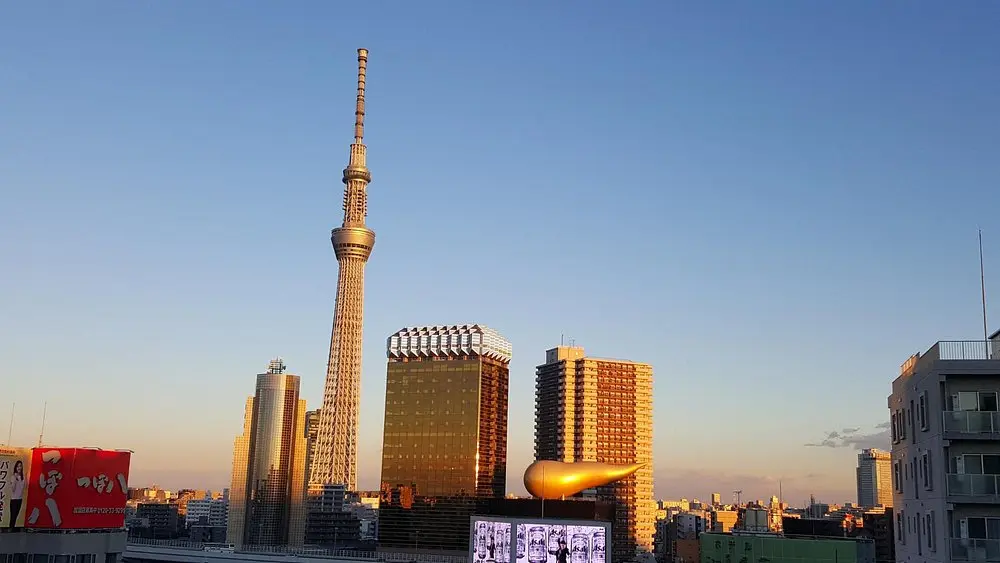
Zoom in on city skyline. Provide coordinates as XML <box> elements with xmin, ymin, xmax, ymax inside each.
<box><xmin>3</xmin><ymin>1</ymin><xmax>998</xmax><ymax>507</ymax></box>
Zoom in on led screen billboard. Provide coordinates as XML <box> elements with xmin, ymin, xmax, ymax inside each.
<box><xmin>470</xmin><ymin>517</ymin><xmax>611</xmax><ymax>563</ymax></box>
<box><xmin>25</xmin><ymin>447</ymin><xmax>131</xmax><ymax>529</ymax></box>
<box><xmin>472</xmin><ymin>519</ymin><xmax>513</xmax><ymax>563</ymax></box>
<box><xmin>0</xmin><ymin>446</ymin><xmax>32</xmax><ymax>529</ymax></box>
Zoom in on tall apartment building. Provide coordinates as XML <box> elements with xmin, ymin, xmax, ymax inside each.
<box><xmin>378</xmin><ymin>324</ymin><xmax>511</xmax><ymax>552</ymax></box>
<box><xmin>535</xmin><ymin>345</ymin><xmax>655</xmax><ymax>562</ymax></box>
<box><xmin>857</xmin><ymin>448</ymin><xmax>893</xmax><ymax>508</ymax></box>
<box><xmin>889</xmin><ymin>334</ymin><xmax>1000</xmax><ymax>562</ymax></box>
<box><xmin>227</xmin><ymin>358</ymin><xmax>308</xmax><ymax>548</ymax></box>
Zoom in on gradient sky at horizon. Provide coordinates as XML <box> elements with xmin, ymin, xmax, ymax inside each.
<box><xmin>3</xmin><ymin>1</ymin><xmax>999</xmax><ymax>504</ymax></box>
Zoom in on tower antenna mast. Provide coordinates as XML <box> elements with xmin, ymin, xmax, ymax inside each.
<box><xmin>38</xmin><ymin>402</ymin><xmax>47</xmax><ymax>447</ymax></box>
<box><xmin>980</xmin><ymin>229</ymin><xmax>990</xmax><ymax>354</ymax></box>
<box><xmin>5</xmin><ymin>402</ymin><xmax>13</xmax><ymax>445</ymax></box>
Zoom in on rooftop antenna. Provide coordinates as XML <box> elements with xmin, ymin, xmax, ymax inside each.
<box><xmin>37</xmin><ymin>402</ymin><xmax>47</xmax><ymax>447</ymax></box>
<box><xmin>980</xmin><ymin>229</ymin><xmax>990</xmax><ymax>354</ymax></box>
<box><xmin>5</xmin><ymin>402</ymin><xmax>13</xmax><ymax>445</ymax></box>
<box><xmin>561</xmin><ymin>334</ymin><xmax>565</xmax><ymax>346</ymax></box>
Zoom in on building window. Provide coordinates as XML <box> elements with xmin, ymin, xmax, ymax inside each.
<box><xmin>922</xmin><ymin>451</ymin><xmax>933</xmax><ymax>490</ymax></box>
<box><xmin>893</xmin><ymin>460</ymin><xmax>902</xmax><ymax>492</ymax></box>
<box><xmin>949</xmin><ymin>391</ymin><xmax>999</xmax><ymax>412</ymax></box>
<box><xmin>927</xmin><ymin>511</ymin><xmax>936</xmax><ymax>552</ymax></box>
<box><xmin>956</xmin><ymin>517</ymin><xmax>1000</xmax><ymax>545</ymax></box>
<box><xmin>950</xmin><ymin>453</ymin><xmax>1000</xmax><ymax>475</ymax></box>
<box><xmin>893</xmin><ymin>408</ymin><xmax>907</xmax><ymax>442</ymax></box>
<box><xmin>919</xmin><ymin>391</ymin><xmax>929</xmax><ymax>431</ymax></box>
<box><xmin>898</xmin><ymin>510</ymin><xmax>906</xmax><ymax>544</ymax></box>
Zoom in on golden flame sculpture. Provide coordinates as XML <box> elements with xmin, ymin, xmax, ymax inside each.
<box><xmin>523</xmin><ymin>460</ymin><xmax>645</xmax><ymax>499</ymax></box>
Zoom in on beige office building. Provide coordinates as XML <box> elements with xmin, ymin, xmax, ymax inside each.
<box><xmin>856</xmin><ymin>448</ymin><xmax>893</xmax><ymax>508</ymax></box>
<box><xmin>227</xmin><ymin>358</ymin><xmax>308</xmax><ymax>548</ymax></box>
<box><xmin>535</xmin><ymin>345</ymin><xmax>655</xmax><ymax>562</ymax></box>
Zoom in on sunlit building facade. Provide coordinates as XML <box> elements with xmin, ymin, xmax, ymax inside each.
<box><xmin>535</xmin><ymin>345</ymin><xmax>655</xmax><ymax>562</ymax></box>
<box><xmin>378</xmin><ymin>324</ymin><xmax>511</xmax><ymax>551</ymax></box>
<box><xmin>856</xmin><ymin>448</ymin><xmax>892</xmax><ymax>508</ymax></box>
<box><xmin>227</xmin><ymin>358</ymin><xmax>308</xmax><ymax>548</ymax></box>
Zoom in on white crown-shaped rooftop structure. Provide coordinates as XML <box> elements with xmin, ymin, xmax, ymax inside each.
<box><xmin>386</xmin><ymin>324</ymin><xmax>512</xmax><ymax>364</ymax></box>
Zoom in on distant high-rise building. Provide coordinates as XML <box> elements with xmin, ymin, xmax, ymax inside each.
<box><xmin>535</xmin><ymin>345</ymin><xmax>655</xmax><ymax>562</ymax></box>
<box><xmin>890</xmin><ymin>333</ymin><xmax>1000</xmax><ymax>563</ymax></box>
<box><xmin>305</xmin><ymin>409</ymin><xmax>320</xmax><ymax>478</ymax></box>
<box><xmin>227</xmin><ymin>358</ymin><xmax>308</xmax><ymax>548</ymax></box>
<box><xmin>311</xmin><ymin>48</ymin><xmax>376</xmax><ymax>491</ymax></box>
<box><xmin>378</xmin><ymin>324</ymin><xmax>512</xmax><ymax>551</ymax></box>
<box><xmin>856</xmin><ymin>448</ymin><xmax>892</xmax><ymax>508</ymax></box>
<box><xmin>711</xmin><ymin>492</ymin><xmax>722</xmax><ymax>506</ymax></box>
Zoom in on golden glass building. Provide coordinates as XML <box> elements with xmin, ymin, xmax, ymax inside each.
<box><xmin>227</xmin><ymin>358</ymin><xmax>308</xmax><ymax>548</ymax></box>
<box><xmin>535</xmin><ymin>346</ymin><xmax>654</xmax><ymax>562</ymax></box>
<box><xmin>378</xmin><ymin>324</ymin><xmax>512</xmax><ymax>551</ymax></box>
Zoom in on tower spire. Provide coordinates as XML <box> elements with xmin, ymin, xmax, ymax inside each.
<box><xmin>341</xmin><ymin>48</ymin><xmax>371</xmax><ymax>228</ymax></box>
<box><xmin>353</xmin><ymin>49</ymin><xmax>367</xmax><ymax>145</ymax></box>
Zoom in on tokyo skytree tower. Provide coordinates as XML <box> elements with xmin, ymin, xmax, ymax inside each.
<box><xmin>310</xmin><ymin>49</ymin><xmax>375</xmax><ymax>490</ymax></box>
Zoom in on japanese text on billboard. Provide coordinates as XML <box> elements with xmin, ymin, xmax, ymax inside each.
<box><xmin>26</xmin><ymin>447</ymin><xmax>131</xmax><ymax>529</ymax></box>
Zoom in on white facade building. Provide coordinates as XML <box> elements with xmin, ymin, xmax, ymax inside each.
<box><xmin>386</xmin><ymin>324</ymin><xmax>512</xmax><ymax>363</ymax></box>
<box><xmin>889</xmin><ymin>334</ymin><xmax>1000</xmax><ymax>562</ymax></box>
<box><xmin>186</xmin><ymin>498</ymin><xmax>229</xmax><ymax>527</ymax></box>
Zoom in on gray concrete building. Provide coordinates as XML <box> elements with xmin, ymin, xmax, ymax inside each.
<box><xmin>1</xmin><ymin>530</ymin><xmax>127</xmax><ymax>562</ymax></box>
<box><xmin>889</xmin><ymin>333</ymin><xmax>1000</xmax><ymax>562</ymax></box>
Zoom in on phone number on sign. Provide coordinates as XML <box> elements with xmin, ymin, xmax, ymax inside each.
<box><xmin>73</xmin><ymin>507</ymin><xmax>126</xmax><ymax>514</ymax></box>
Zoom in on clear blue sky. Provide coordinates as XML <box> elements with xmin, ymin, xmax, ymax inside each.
<box><xmin>2</xmin><ymin>1</ymin><xmax>998</xmax><ymax>504</ymax></box>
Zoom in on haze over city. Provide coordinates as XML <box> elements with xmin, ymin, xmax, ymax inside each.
<box><xmin>4</xmin><ymin>0</ymin><xmax>999</xmax><ymax>507</ymax></box>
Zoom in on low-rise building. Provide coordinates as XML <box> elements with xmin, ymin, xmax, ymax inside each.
<box><xmin>700</xmin><ymin>532</ymin><xmax>874</xmax><ymax>563</ymax></box>
<box><xmin>185</xmin><ymin>498</ymin><xmax>228</xmax><ymax>528</ymax></box>
<box><xmin>132</xmin><ymin>503</ymin><xmax>180</xmax><ymax>539</ymax></box>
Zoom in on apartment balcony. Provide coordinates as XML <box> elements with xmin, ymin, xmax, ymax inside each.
<box><xmin>947</xmin><ymin>473</ymin><xmax>1000</xmax><ymax>503</ymax></box>
<box><xmin>944</xmin><ymin>411</ymin><xmax>1000</xmax><ymax>440</ymax></box>
<box><xmin>951</xmin><ymin>538</ymin><xmax>1000</xmax><ymax>561</ymax></box>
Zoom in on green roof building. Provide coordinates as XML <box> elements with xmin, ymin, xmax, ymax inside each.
<box><xmin>700</xmin><ymin>532</ymin><xmax>875</xmax><ymax>563</ymax></box>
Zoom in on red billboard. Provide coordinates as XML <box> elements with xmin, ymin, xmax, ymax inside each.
<box><xmin>25</xmin><ymin>447</ymin><xmax>131</xmax><ymax>530</ymax></box>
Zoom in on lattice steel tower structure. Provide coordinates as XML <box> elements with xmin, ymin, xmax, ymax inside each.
<box><xmin>310</xmin><ymin>48</ymin><xmax>375</xmax><ymax>490</ymax></box>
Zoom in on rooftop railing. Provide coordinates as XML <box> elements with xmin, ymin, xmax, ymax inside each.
<box><xmin>951</xmin><ymin>538</ymin><xmax>1000</xmax><ymax>561</ymax></box>
<box><xmin>125</xmin><ymin>538</ymin><xmax>466</xmax><ymax>563</ymax></box>
<box><xmin>926</xmin><ymin>341</ymin><xmax>998</xmax><ymax>361</ymax></box>
<box><xmin>943</xmin><ymin>411</ymin><xmax>1000</xmax><ymax>434</ymax></box>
